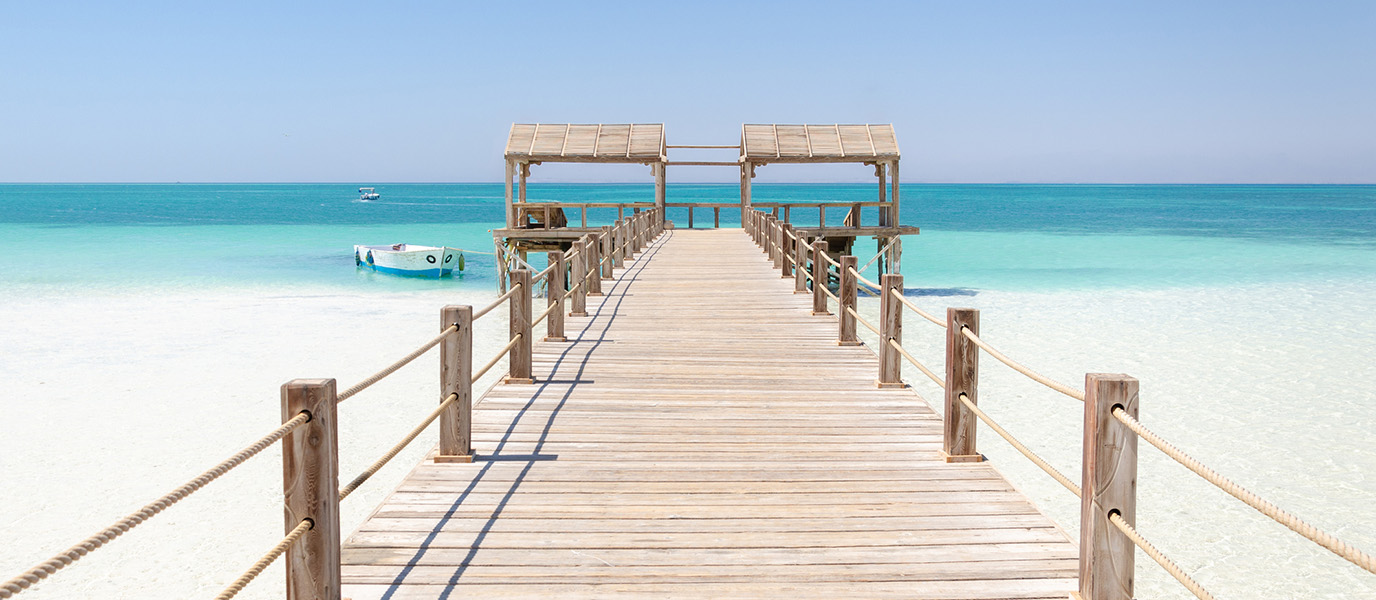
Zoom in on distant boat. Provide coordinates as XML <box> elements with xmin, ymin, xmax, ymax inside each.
<box><xmin>358</xmin><ymin>187</ymin><xmax>380</xmax><ymax>201</ymax></box>
<box><xmin>355</xmin><ymin>244</ymin><xmax>463</xmax><ymax>277</ymax></box>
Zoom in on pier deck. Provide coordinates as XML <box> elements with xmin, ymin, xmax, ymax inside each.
<box><xmin>340</xmin><ymin>229</ymin><xmax>1077</xmax><ymax>599</ymax></box>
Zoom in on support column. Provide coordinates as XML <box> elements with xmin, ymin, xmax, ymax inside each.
<box><xmin>838</xmin><ymin>255</ymin><xmax>860</xmax><ymax>346</ymax></box>
<box><xmin>1076</xmin><ymin>374</ymin><xmax>1140</xmax><ymax>600</ymax></box>
<box><xmin>506</xmin><ymin>269</ymin><xmax>533</xmax><ymax>384</ymax></box>
<box><xmin>655</xmin><ymin>163</ymin><xmax>666</xmax><ymax>224</ymax></box>
<box><xmin>943</xmin><ymin>308</ymin><xmax>982</xmax><ymax>462</ymax></box>
<box><xmin>812</xmin><ymin>240</ymin><xmax>829</xmax><ymax>315</ymax></box>
<box><xmin>545</xmin><ymin>251</ymin><xmax>566</xmax><ymax>342</ymax></box>
<box><xmin>890</xmin><ymin>160</ymin><xmax>900</xmax><ymax>230</ymax></box>
<box><xmin>877</xmin><ymin>274</ymin><xmax>904</xmax><ymax>388</ymax></box>
<box><xmin>437</xmin><ymin>306</ymin><xmax>473</xmax><ymax>463</ymax></box>
<box><xmin>503</xmin><ymin>159</ymin><xmax>515</xmax><ymax>229</ymax></box>
<box><xmin>570</xmin><ymin>240</ymin><xmax>588</xmax><ymax>315</ymax></box>
<box><xmin>281</xmin><ymin>378</ymin><xmax>340</xmax><ymax>600</ymax></box>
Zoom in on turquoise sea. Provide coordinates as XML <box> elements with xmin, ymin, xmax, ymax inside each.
<box><xmin>2</xmin><ymin>183</ymin><xmax>1375</xmax><ymax>296</ymax></box>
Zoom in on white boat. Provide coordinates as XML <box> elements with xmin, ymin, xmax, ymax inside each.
<box><xmin>355</xmin><ymin>244</ymin><xmax>463</xmax><ymax>277</ymax></box>
<box><xmin>358</xmin><ymin>187</ymin><xmax>380</xmax><ymax>201</ymax></box>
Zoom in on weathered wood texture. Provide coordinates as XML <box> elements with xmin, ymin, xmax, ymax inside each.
<box><xmin>944</xmin><ymin>308</ymin><xmax>982</xmax><ymax>462</ymax></box>
<box><xmin>1077</xmin><ymin>374</ymin><xmax>1139</xmax><ymax>600</ymax></box>
<box><xmin>341</xmin><ymin>229</ymin><xmax>1075</xmax><ymax>599</ymax></box>
<box><xmin>282</xmin><ymin>379</ymin><xmax>340</xmax><ymax>600</ymax></box>
<box><xmin>437</xmin><ymin>306</ymin><xmax>473</xmax><ymax>462</ymax></box>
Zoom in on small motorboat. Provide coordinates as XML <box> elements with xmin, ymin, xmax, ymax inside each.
<box><xmin>355</xmin><ymin>244</ymin><xmax>464</xmax><ymax>277</ymax></box>
<box><xmin>358</xmin><ymin>187</ymin><xmax>380</xmax><ymax>201</ymax></box>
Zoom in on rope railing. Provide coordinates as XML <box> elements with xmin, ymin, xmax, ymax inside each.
<box><xmin>213</xmin><ymin>518</ymin><xmax>313</xmax><ymax>600</ymax></box>
<box><xmin>1113</xmin><ymin>406</ymin><xmax>1376</xmax><ymax>575</ymax></box>
<box><xmin>845</xmin><ymin>305</ymin><xmax>881</xmax><ymax>336</ymax></box>
<box><xmin>888</xmin><ymin>338</ymin><xmax>946</xmax><ymax>390</ymax></box>
<box><xmin>339</xmin><ymin>392</ymin><xmax>460</xmax><ymax>501</ymax></box>
<box><xmin>475</xmin><ymin>283</ymin><xmax>522</xmax><ymax>320</ymax></box>
<box><xmin>956</xmin><ymin>393</ymin><xmax>1081</xmax><ymax>497</ymax></box>
<box><xmin>1107</xmin><ymin>512</ymin><xmax>1216</xmax><ymax>600</ymax></box>
<box><xmin>474</xmin><ymin>334</ymin><xmax>522</xmax><ymax>383</ymax></box>
<box><xmin>0</xmin><ymin>411</ymin><xmax>311</xmax><ymax>599</ymax></box>
<box><xmin>337</xmin><ymin>324</ymin><xmax>458</xmax><ymax>403</ymax></box>
<box><xmin>889</xmin><ymin>287</ymin><xmax>946</xmax><ymax>327</ymax></box>
<box><xmin>531</xmin><ymin>299</ymin><xmax>560</xmax><ymax>328</ymax></box>
<box><xmin>959</xmin><ymin>326</ymin><xmax>1086</xmax><ymax>402</ymax></box>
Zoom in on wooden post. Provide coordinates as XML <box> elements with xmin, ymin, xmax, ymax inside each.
<box><xmin>714</xmin><ymin>207</ymin><xmax>720</xmax><ymax>228</ymax></box>
<box><xmin>1076</xmin><ymin>374</ymin><xmax>1140</xmax><ymax>600</ymax></box>
<box><xmin>281</xmin><ymin>378</ymin><xmax>340</xmax><ymax>600</ymax></box>
<box><xmin>585</xmin><ymin>235</ymin><xmax>604</xmax><ymax>296</ymax></box>
<box><xmin>876</xmin><ymin>162</ymin><xmax>888</xmax><ymax>227</ymax></box>
<box><xmin>546</xmin><ymin>251</ymin><xmax>566</xmax><ymax>342</ymax></box>
<box><xmin>943</xmin><ymin>308</ymin><xmax>982</xmax><ymax>462</ymax></box>
<box><xmin>613</xmin><ymin>220</ymin><xmax>625</xmax><ymax>269</ymax></box>
<box><xmin>517</xmin><ymin>161</ymin><xmax>527</xmax><ymax>203</ymax></box>
<box><xmin>811</xmin><ymin>240</ymin><xmax>829</xmax><ymax>315</ymax></box>
<box><xmin>503</xmin><ymin>159</ymin><xmax>515</xmax><ymax>229</ymax></box>
<box><xmin>437</xmin><ymin>306</ymin><xmax>473</xmax><ymax>463</ymax></box>
<box><xmin>876</xmin><ymin>274</ymin><xmax>904</xmax><ymax>388</ymax></box>
<box><xmin>654</xmin><ymin>163</ymin><xmax>666</xmax><ymax>223</ymax></box>
<box><xmin>570</xmin><ymin>240</ymin><xmax>588</xmax><ymax>315</ymax></box>
<box><xmin>506</xmin><ymin>269</ymin><xmax>533</xmax><ymax>384</ymax></box>
<box><xmin>780</xmin><ymin>223</ymin><xmax>794</xmax><ymax>279</ymax></box>
<box><xmin>793</xmin><ymin>233</ymin><xmax>807</xmax><ymax>293</ymax></box>
<box><xmin>890</xmin><ymin>160</ymin><xmax>900</xmax><ymax>230</ymax></box>
<box><xmin>599</xmin><ymin>226</ymin><xmax>614</xmax><ymax>280</ymax></box>
<box><xmin>618</xmin><ymin>205</ymin><xmax>625</xmax><ymax>222</ymax></box>
<box><xmin>838</xmin><ymin>256</ymin><xmax>860</xmax><ymax>346</ymax></box>
<box><xmin>688</xmin><ymin>207</ymin><xmax>694</xmax><ymax>229</ymax></box>
<box><xmin>820</xmin><ymin>205</ymin><xmax>826</xmax><ymax>227</ymax></box>
<box><xmin>741</xmin><ymin>162</ymin><xmax>753</xmax><ymax>224</ymax></box>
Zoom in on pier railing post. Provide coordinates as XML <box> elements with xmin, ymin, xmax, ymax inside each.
<box><xmin>506</xmin><ymin>269</ymin><xmax>534</xmax><ymax>384</ymax></box>
<box><xmin>943</xmin><ymin>308</ymin><xmax>982</xmax><ymax>462</ymax></box>
<box><xmin>774</xmin><ymin>219</ymin><xmax>786</xmax><ymax>271</ymax></box>
<box><xmin>600</xmin><ymin>226</ymin><xmax>614</xmax><ymax>279</ymax></box>
<box><xmin>585</xmin><ymin>235</ymin><xmax>604</xmax><ymax>296</ymax></box>
<box><xmin>613</xmin><ymin>220</ymin><xmax>625</xmax><ymax>270</ymax></box>
<box><xmin>570</xmin><ymin>240</ymin><xmax>588</xmax><ymax>315</ymax></box>
<box><xmin>767</xmin><ymin>216</ymin><xmax>777</xmax><ymax>259</ymax></box>
<box><xmin>794</xmin><ymin>233</ymin><xmax>807</xmax><ymax>293</ymax></box>
<box><xmin>780</xmin><ymin>223</ymin><xmax>794</xmax><ymax>279</ymax></box>
<box><xmin>1076</xmin><ymin>374</ymin><xmax>1139</xmax><ymax>600</ymax></box>
<box><xmin>838</xmin><ymin>255</ymin><xmax>861</xmax><ymax>346</ymax></box>
<box><xmin>812</xmin><ymin>241</ymin><xmax>829</xmax><ymax>315</ymax></box>
<box><xmin>281</xmin><ymin>378</ymin><xmax>340</xmax><ymax>600</ymax></box>
<box><xmin>877</xmin><ymin>274</ymin><xmax>904</xmax><ymax>388</ymax></box>
<box><xmin>546</xmin><ymin>250</ymin><xmax>566</xmax><ymax>342</ymax></box>
<box><xmin>437</xmin><ymin>306</ymin><xmax>473</xmax><ymax>462</ymax></box>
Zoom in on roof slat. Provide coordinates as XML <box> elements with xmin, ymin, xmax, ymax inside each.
<box><xmin>506</xmin><ymin>124</ymin><xmax>665</xmax><ymax>162</ymax></box>
<box><xmin>741</xmin><ymin>124</ymin><xmax>899</xmax><ymax>163</ymax></box>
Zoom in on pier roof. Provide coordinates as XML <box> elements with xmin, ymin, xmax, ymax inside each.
<box><xmin>740</xmin><ymin>123</ymin><xmax>899</xmax><ymax>163</ymax></box>
<box><xmin>505</xmin><ymin>123</ymin><xmax>667</xmax><ymax>163</ymax></box>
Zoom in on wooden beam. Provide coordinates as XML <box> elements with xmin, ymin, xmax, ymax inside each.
<box><xmin>943</xmin><ymin>309</ymin><xmax>982</xmax><ymax>462</ymax></box>
<box><xmin>503</xmin><ymin>159</ymin><xmax>514</xmax><ymax>229</ymax></box>
<box><xmin>1077</xmin><ymin>374</ymin><xmax>1139</xmax><ymax>600</ymax></box>
<box><xmin>281</xmin><ymin>378</ymin><xmax>340</xmax><ymax>600</ymax></box>
<box><xmin>545</xmin><ymin>251</ymin><xmax>566</xmax><ymax>342</ymax></box>
<box><xmin>569</xmin><ymin>240</ymin><xmax>587</xmax><ymax>316</ymax></box>
<box><xmin>838</xmin><ymin>255</ymin><xmax>860</xmax><ymax>346</ymax></box>
<box><xmin>812</xmin><ymin>240</ymin><xmax>829</xmax><ymax>315</ymax></box>
<box><xmin>437</xmin><ymin>306</ymin><xmax>473</xmax><ymax>463</ymax></box>
<box><xmin>505</xmin><ymin>269</ymin><xmax>533</xmax><ymax>384</ymax></box>
<box><xmin>877</xmin><ymin>274</ymin><xmax>903</xmax><ymax>388</ymax></box>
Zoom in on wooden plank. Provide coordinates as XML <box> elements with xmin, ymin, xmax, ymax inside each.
<box><xmin>281</xmin><ymin>379</ymin><xmax>340</xmax><ymax>600</ymax></box>
<box><xmin>341</xmin><ymin>229</ymin><xmax>1075</xmax><ymax>599</ymax></box>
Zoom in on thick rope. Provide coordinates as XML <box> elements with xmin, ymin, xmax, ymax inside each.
<box><xmin>212</xmin><ymin>518</ymin><xmax>312</xmax><ymax>600</ymax></box>
<box><xmin>850</xmin><ymin>268</ymin><xmax>880</xmax><ymax>292</ymax></box>
<box><xmin>1108</xmin><ymin>511</ymin><xmax>1217</xmax><ymax>600</ymax></box>
<box><xmin>960</xmin><ymin>326</ymin><xmax>1086</xmax><ymax>402</ymax></box>
<box><xmin>473</xmin><ymin>334</ymin><xmax>522</xmax><ymax>383</ymax></box>
<box><xmin>340</xmin><ymin>393</ymin><xmax>459</xmax><ymax>501</ymax></box>
<box><xmin>821</xmin><ymin>286</ymin><xmax>839</xmax><ymax>302</ymax></box>
<box><xmin>845</xmin><ymin>306</ymin><xmax>881</xmax><ymax>337</ymax></box>
<box><xmin>531</xmin><ymin>299</ymin><xmax>560</xmax><ymax>328</ymax></box>
<box><xmin>1113</xmin><ymin>407</ymin><xmax>1376</xmax><ymax>575</ymax></box>
<box><xmin>888</xmin><ymin>338</ymin><xmax>946</xmax><ymax>389</ymax></box>
<box><xmin>0</xmin><ymin>412</ymin><xmax>310</xmax><ymax>599</ymax></box>
<box><xmin>534</xmin><ymin>263</ymin><xmax>555</xmax><ymax>281</ymax></box>
<box><xmin>958</xmin><ymin>393</ymin><xmax>1081</xmax><ymax>497</ymax></box>
<box><xmin>889</xmin><ymin>287</ymin><xmax>946</xmax><ymax>327</ymax></box>
<box><xmin>474</xmin><ymin>284</ymin><xmax>522</xmax><ymax>321</ymax></box>
<box><xmin>822</xmin><ymin>252</ymin><xmax>841</xmax><ymax>268</ymax></box>
<box><xmin>337</xmin><ymin>325</ymin><xmax>457</xmax><ymax>403</ymax></box>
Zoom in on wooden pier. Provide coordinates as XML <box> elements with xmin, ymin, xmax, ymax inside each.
<box><xmin>338</xmin><ymin>228</ymin><xmax>1077</xmax><ymax>599</ymax></box>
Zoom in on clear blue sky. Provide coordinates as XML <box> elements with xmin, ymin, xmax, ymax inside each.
<box><xmin>2</xmin><ymin>1</ymin><xmax>1372</xmax><ymax>183</ymax></box>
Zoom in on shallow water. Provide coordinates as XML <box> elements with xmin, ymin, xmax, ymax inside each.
<box><xmin>1</xmin><ymin>183</ymin><xmax>1374</xmax><ymax>598</ymax></box>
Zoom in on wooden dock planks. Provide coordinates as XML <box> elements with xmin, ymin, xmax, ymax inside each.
<box><xmin>341</xmin><ymin>228</ymin><xmax>1076</xmax><ymax>599</ymax></box>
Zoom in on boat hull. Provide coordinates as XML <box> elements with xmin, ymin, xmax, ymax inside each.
<box><xmin>355</xmin><ymin>245</ymin><xmax>463</xmax><ymax>278</ymax></box>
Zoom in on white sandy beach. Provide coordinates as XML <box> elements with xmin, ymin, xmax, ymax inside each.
<box><xmin>1</xmin><ymin>280</ymin><xmax>1374</xmax><ymax>599</ymax></box>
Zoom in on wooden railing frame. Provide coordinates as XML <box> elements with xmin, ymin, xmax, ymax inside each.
<box><xmin>811</xmin><ymin>241</ymin><xmax>829</xmax><ymax>315</ymax></box>
<box><xmin>570</xmin><ymin>240</ymin><xmax>588</xmax><ymax>315</ymax></box>
<box><xmin>505</xmin><ymin>269</ymin><xmax>534</xmax><ymax>384</ymax></box>
<box><xmin>545</xmin><ymin>250</ymin><xmax>566</xmax><ymax>342</ymax></box>
<box><xmin>437</xmin><ymin>306</ymin><xmax>473</xmax><ymax>463</ymax></box>
<box><xmin>943</xmin><ymin>308</ymin><xmax>982</xmax><ymax>462</ymax></box>
<box><xmin>876</xmin><ymin>273</ymin><xmax>904</xmax><ymax>388</ymax></box>
<box><xmin>838</xmin><ymin>255</ymin><xmax>860</xmax><ymax>346</ymax></box>
<box><xmin>1076</xmin><ymin>374</ymin><xmax>1140</xmax><ymax>600</ymax></box>
<box><xmin>281</xmin><ymin>379</ymin><xmax>340</xmax><ymax>600</ymax></box>
<box><xmin>780</xmin><ymin>223</ymin><xmax>794</xmax><ymax>279</ymax></box>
